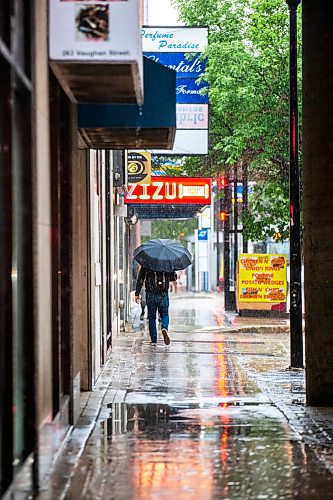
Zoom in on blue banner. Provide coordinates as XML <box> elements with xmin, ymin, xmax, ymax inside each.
<box><xmin>144</xmin><ymin>52</ymin><xmax>206</xmax><ymax>78</ymax></box>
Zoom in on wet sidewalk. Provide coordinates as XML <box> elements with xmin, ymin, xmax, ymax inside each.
<box><xmin>41</xmin><ymin>293</ymin><xmax>333</xmax><ymax>499</ymax></box>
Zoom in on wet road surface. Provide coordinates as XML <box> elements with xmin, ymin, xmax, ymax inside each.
<box><xmin>65</xmin><ymin>293</ymin><xmax>333</xmax><ymax>499</ymax></box>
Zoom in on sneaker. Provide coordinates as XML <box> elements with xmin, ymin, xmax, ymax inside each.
<box><xmin>150</xmin><ymin>341</ymin><xmax>157</xmax><ymax>346</ymax></box>
<box><xmin>140</xmin><ymin>313</ymin><xmax>144</xmax><ymax>321</ymax></box>
<box><xmin>161</xmin><ymin>328</ymin><xmax>170</xmax><ymax>346</ymax></box>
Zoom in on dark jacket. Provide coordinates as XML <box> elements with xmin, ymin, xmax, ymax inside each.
<box><xmin>135</xmin><ymin>267</ymin><xmax>177</xmax><ymax>295</ymax></box>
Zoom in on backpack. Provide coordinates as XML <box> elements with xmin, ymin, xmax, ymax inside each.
<box><xmin>154</xmin><ymin>272</ymin><xmax>166</xmax><ymax>293</ymax></box>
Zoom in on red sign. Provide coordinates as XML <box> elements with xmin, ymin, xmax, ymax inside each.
<box><xmin>125</xmin><ymin>176</ymin><xmax>211</xmax><ymax>205</ymax></box>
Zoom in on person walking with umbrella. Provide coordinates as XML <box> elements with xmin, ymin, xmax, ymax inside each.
<box><xmin>135</xmin><ymin>268</ymin><xmax>176</xmax><ymax>345</ymax></box>
<box><xmin>133</xmin><ymin>239</ymin><xmax>192</xmax><ymax>346</ymax></box>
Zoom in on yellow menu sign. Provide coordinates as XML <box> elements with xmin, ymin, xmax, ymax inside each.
<box><xmin>238</xmin><ymin>254</ymin><xmax>287</xmax><ymax>304</ymax></box>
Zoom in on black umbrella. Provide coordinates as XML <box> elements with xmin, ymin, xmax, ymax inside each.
<box><xmin>133</xmin><ymin>238</ymin><xmax>192</xmax><ymax>272</ymax></box>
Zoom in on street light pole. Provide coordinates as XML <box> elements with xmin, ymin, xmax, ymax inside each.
<box><xmin>286</xmin><ymin>0</ymin><xmax>303</xmax><ymax>368</ymax></box>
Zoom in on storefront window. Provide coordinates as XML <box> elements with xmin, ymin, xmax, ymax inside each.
<box><xmin>0</xmin><ymin>0</ymin><xmax>34</xmax><ymax>493</ymax></box>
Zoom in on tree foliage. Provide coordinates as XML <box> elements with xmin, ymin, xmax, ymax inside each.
<box><xmin>173</xmin><ymin>0</ymin><xmax>301</xmax><ymax>241</ymax></box>
<box><xmin>150</xmin><ymin>219</ymin><xmax>197</xmax><ymax>242</ymax></box>
<box><xmin>243</xmin><ymin>180</ymin><xmax>289</xmax><ymax>242</ymax></box>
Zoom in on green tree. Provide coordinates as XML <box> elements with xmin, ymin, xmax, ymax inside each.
<box><xmin>150</xmin><ymin>219</ymin><xmax>197</xmax><ymax>242</ymax></box>
<box><xmin>173</xmin><ymin>0</ymin><xmax>301</xmax><ymax>241</ymax></box>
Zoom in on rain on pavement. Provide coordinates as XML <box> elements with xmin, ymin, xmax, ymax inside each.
<box><xmin>62</xmin><ymin>293</ymin><xmax>333</xmax><ymax>499</ymax></box>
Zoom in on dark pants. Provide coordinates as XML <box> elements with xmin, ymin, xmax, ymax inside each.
<box><xmin>146</xmin><ymin>292</ymin><xmax>169</xmax><ymax>343</ymax></box>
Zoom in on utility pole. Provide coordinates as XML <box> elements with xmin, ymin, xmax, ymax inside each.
<box><xmin>233</xmin><ymin>166</ymin><xmax>238</xmax><ymax>286</ymax></box>
<box><xmin>216</xmin><ymin>196</ymin><xmax>220</xmax><ymax>288</ymax></box>
<box><xmin>224</xmin><ymin>169</ymin><xmax>236</xmax><ymax>310</ymax></box>
<box><xmin>242</xmin><ymin>162</ymin><xmax>248</xmax><ymax>253</ymax></box>
<box><xmin>286</xmin><ymin>0</ymin><xmax>303</xmax><ymax>368</ymax></box>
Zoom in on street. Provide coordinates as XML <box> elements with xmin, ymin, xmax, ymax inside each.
<box><xmin>40</xmin><ymin>293</ymin><xmax>333</xmax><ymax>499</ymax></box>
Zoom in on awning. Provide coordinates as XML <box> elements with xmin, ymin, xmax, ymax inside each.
<box><xmin>51</xmin><ymin>63</ymin><xmax>143</xmax><ymax>105</ymax></box>
<box><xmin>78</xmin><ymin>57</ymin><xmax>176</xmax><ymax>149</ymax></box>
<box><xmin>132</xmin><ymin>204</ymin><xmax>207</xmax><ymax>220</ymax></box>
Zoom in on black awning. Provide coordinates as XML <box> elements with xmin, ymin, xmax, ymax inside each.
<box><xmin>78</xmin><ymin>57</ymin><xmax>176</xmax><ymax>149</ymax></box>
<box><xmin>132</xmin><ymin>204</ymin><xmax>207</xmax><ymax>220</ymax></box>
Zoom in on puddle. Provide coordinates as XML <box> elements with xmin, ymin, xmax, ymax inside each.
<box><xmin>104</xmin><ymin>402</ymin><xmax>293</xmax><ymax>438</ymax></box>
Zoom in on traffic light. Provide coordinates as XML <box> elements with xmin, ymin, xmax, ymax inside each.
<box><xmin>219</xmin><ymin>211</ymin><xmax>226</xmax><ymax>222</ymax></box>
<box><xmin>217</xmin><ymin>176</ymin><xmax>227</xmax><ymax>190</ymax></box>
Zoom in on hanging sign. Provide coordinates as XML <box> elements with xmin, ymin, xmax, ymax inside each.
<box><xmin>124</xmin><ymin>176</ymin><xmax>211</xmax><ymax>205</ymax></box>
<box><xmin>127</xmin><ymin>151</ymin><xmax>151</xmax><ymax>184</ymax></box>
<box><xmin>49</xmin><ymin>0</ymin><xmax>141</xmax><ymax>62</ymax></box>
<box><xmin>142</xmin><ymin>26</ymin><xmax>208</xmax><ymax>155</ymax></box>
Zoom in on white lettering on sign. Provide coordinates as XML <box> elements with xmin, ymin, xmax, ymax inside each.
<box><xmin>177</xmin><ymin>85</ymin><xmax>201</xmax><ymax>96</ymax></box>
<box><xmin>126</xmin><ymin>183</ymin><xmax>137</xmax><ymax>200</ymax></box>
<box><xmin>146</xmin><ymin>55</ymin><xmax>204</xmax><ymax>74</ymax></box>
<box><xmin>151</xmin><ymin>182</ymin><xmax>163</xmax><ymax>200</ymax></box>
<box><xmin>165</xmin><ymin>182</ymin><xmax>177</xmax><ymax>199</ymax></box>
<box><xmin>140</xmin><ymin>184</ymin><xmax>150</xmax><ymax>200</ymax></box>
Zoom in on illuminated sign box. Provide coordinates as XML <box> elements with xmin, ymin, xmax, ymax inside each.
<box><xmin>49</xmin><ymin>0</ymin><xmax>143</xmax><ymax>104</ymax></box>
<box><xmin>124</xmin><ymin>176</ymin><xmax>212</xmax><ymax>205</ymax></box>
<box><xmin>50</xmin><ymin>0</ymin><xmax>141</xmax><ymax>62</ymax></box>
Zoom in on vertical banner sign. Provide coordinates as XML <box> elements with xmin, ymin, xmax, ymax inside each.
<box><xmin>238</xmin><ymin>254</ymin><xmax>287</xmax><ymax>311</ymax></box>
<box><xmin>127</xmin><ymin>151</ymin><xmax>151</xmax><ymax>184</ymax></box>
<box><xmin>142</xmin><ymin>26</ymin><xmax>208</xmax><ymax>155</ymax></box>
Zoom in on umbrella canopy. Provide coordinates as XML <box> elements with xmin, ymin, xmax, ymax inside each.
<box><xmin>133</xmin><ymin>238</ymin><xmax>192</xmax><ymax>272</ymax></box>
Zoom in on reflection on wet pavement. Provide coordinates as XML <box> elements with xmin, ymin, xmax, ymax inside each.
<box><xmin>65</xmin><ymin>294</ymin><xmax>333</xmax><ymax>499</ymax></box>
<box><xmin>168</xmin><ymin>294</ymin><xmax>289</xmax><ymax>332</ymax></box>
<box><xmin>68</xmin><ymin>401</ymin><xmax>333</xmax><ymax>499</ymax></box>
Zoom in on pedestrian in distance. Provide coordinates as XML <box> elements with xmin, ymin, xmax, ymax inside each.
<box><xmin>169</xmin><ymin>275</ymin><xmax>178</xmax><ymax>293</ymax></box>
<box><xmin>135</xmin><ymin>267</ymin><xmax>177</xmax><ymax>345</ymax></box>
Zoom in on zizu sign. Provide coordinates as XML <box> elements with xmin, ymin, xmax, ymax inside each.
<box><xmin>124</xmin><ymin>176</ymin><xmax>212</xmax><ymax>205</ymax></box>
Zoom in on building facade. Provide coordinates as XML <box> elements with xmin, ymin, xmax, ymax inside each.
<box><xmin>0</xmin><ymin>0</ymin><xmax>153</xmax><ymax>494</ymax></box>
